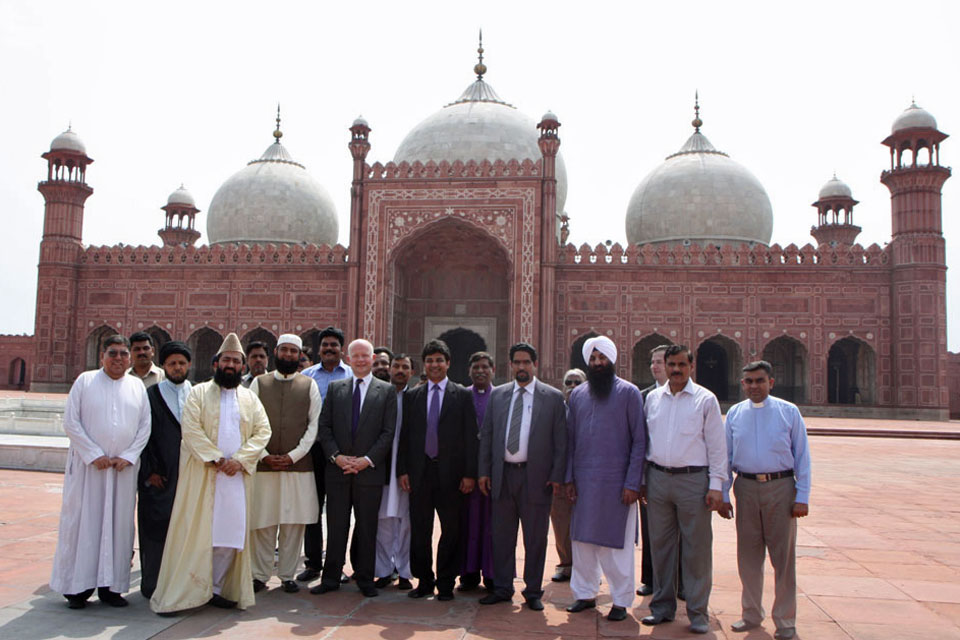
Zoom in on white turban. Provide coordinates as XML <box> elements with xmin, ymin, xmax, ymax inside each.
<box><xmin>582</xmin><ymin>335</ymin><xmax>617</xmax><ymax>365</ymax></box>
<box><xmin>277</xmin><ymin>333</ymin><xmax>303</xmax><ymax>350</ymax></box>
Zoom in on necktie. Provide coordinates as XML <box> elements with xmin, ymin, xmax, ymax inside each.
<box><xmin>351</xmin><ymin>378</ymin><xmax>362</xmax><ymax>441</ymax></box>
<box><xmin>426</xmin><ymin>384</ymin><xmax>440</xmax><ymax>458</ymax></box>
<box><xmin>507</xmin><ymin>386</ymin><xmax>525</xmax><ymax>455</ymax></box>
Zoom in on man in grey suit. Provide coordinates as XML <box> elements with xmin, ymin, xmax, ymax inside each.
<box><xmin>477</xmin><ymin>343</ymin><xmax>567</xmax><ymax>611</ymax></box>
<box><xmin>312</xmin><ymin>339</ymin><xmax>397</xmax><ymax>597</ymax></box>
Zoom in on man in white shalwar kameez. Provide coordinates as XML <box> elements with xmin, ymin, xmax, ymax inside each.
<box><xmin>150</xmin><ymin>333</ymin><xmax>271</xmax><ymax>613</ymax></box>
<box><xmin>50</xmin><ymin>335</ymin><xmax>151</xmax><ymax>609</ymax></box>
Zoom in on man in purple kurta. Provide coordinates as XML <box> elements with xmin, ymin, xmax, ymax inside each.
<box><xmin>459</xmin><ymin>351</ymin><xmax>496</xmax><ymax>591</ymax></box>
<box><xmin>565</xmin><ymin>336</ymin><xmax>646</xmax><ymax>622</ymax></box>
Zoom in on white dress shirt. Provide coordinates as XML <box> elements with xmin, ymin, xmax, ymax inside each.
<box><xmin>504</xmin><ymin>378</ymin><xmax>537</xmax><ymax>463</ymax></box>
<box><xmin>353</xmin><ymin>372</ymin><xmax>374</xmax><ymax>409</ymax></box>
<box><xmin>644</xmin><ymin>378</ymin><xmax>728</xmax><ymax>491</ymax></box>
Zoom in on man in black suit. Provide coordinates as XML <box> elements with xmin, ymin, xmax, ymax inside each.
<box><xmin>398</xmin><ymin>339</ymin><xmax>478</xmax><ymax>601</ymax></box>
<box><xmin>312</xmin><ymin>339</ymin><xmax>397</xmax><ymax>597</ymax></box>
<box><xmin>477</xmin><ymin>343</ymin><xmax>566</xmax><ymax>611</ymax></box>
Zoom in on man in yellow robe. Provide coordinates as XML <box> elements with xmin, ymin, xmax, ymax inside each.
<box><xmin>150</xmin><ymin>333</ymin><xmax>271</xmax><ymax>614</ymax></box>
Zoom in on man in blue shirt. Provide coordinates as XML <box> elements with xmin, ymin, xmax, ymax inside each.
<box><xmin>297</xmin><ymin>327</ymin><xmax>352</xmax><ymax>583</ymax></box>
<box><xmin>720</xmin><ymin>360</ymin><xmax>811</xmax><ymax>640</ymax></box>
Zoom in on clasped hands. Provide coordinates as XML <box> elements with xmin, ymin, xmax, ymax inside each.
<box><xmin>334</xmin><ymin>454</ymin><xmax>371</xmax><ymax>475</ymax></box>
<box><xmin>91</xmin><ymin>455</ymin><xmax>132</xmax><ymax>472</ymax></box>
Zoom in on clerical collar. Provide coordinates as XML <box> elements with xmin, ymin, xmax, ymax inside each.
<box><xmin>751</xmin><ymin>400</ymin><xmax>766</xmax><ymax>408</ymax></box>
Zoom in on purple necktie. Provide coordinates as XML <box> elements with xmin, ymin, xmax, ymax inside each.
<box><xmin>426</xmin><ymin>383</ymin><xmax>440</xmax><ymax>458</ymax></box>
<box><xmin>351</xmin><ymin>378</ymin><xmax>362</xmax><ymax>441</ymax></box>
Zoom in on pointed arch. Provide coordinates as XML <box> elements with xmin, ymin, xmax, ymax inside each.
<box><xmin>632</xmin><ymin>333</ymin><xmax>674</xmax><ymax>389</ymax></box>
<box><xmin>696</xmin><ymin>334</ymin><xmax>743</xmax><ymax>402</ymax></box>
<box><xmin>570</xmin><ymin>331</ymin><xmax>601</xmax><ymax>372</ymax></box>
<box><xmin>86</xmin><ymin>324</ymin><xmax>119</xmax><ymax>371</ymax></box>
<box><xmin>8</xmin><ymin>358</ymin><xmax>27</xmax><ymax>387</ymax></box>
<box><xmin>143</xmin><ymin>325</ymin><xmax>172</xmax><ymax>362</ymax></box>
<box><xmin>242</xmin><ymin>327</ymin><xmax>277</xmax><ymax>370</ymax></box>
<box><xmin>187</xmin><ymin>327</ymin><xmax>224</xmax><ymax>383</ymax></box>
<box><xmin>762</xmin><ymin>335</ymin><xmax>808</xmax><ymax>404</ymax></box>
<box><xmin>437</xmin><ymin>327</ymin><xmax>487</xmax><ymax>385</ymax></box>
<box><xmin>827</xmin><ymin>336</ymin><xmax>876</xmax><ymax>405</ymax></box>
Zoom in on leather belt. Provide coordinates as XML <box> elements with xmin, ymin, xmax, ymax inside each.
<box><xmin>504</xmin><ymin>461</ymin><xmax>527</xmax><ymax>469</ymax></box>
<box><xmin>737</xmin><ymin>469</ymin><xmax>793</xmax><ymax>483</ymax></box>
<box><xmin>649</xmin><ymin>461</ymin><xmax>708</xmax><ymax>475</ymax></box>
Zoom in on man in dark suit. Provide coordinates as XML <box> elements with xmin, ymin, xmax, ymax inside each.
<box><xmin>477</xmin><ymin>343</ymin><xmax>566</xmax><ymax>611</ymax></box>
<box><xmin>397</xmin><ymin>339</ymin><xmax>478</xmax><ymax>601</ymax></box>
<box><xmin>312</xmin><ymin>339</ymin><xmax>397</xmax><ymax>597</ymax></box>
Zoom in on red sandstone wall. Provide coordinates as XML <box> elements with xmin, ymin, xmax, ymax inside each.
<box><xmin>949</xmin><ymin>352</ymin><xmax>960</xmax><ymax>419</ymax></box>
<box><xmin>0</xmin><ymin>335</ymin><xmax>36</xmax><ymax>390</ymax></box>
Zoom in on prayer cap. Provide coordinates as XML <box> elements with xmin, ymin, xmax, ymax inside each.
<box><xmin>158</xmin><ymin>340</ymin><xmax>191</xmax><ymax>364</ymax></box>
<box><xmin>277</xmin><ymin>333</ymin><xmax>303</xmax><ymax>350</ymax></box>
<box><xmin>582</xmin><ymin>335</ymin><xmax>618</xmax><ymax>365</ymax></box>
<box><xmin>217</xmin><ymin>332</ymin><xmax>245</xmax><ymax>357</ymax></box>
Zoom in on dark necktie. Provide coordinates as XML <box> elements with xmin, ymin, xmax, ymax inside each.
<box><xmin>351</xmin><ymin>378</ymin><xmax>362</xmax><ymax>441</ymax></box>
<box><xmin>507</xmin><ymin>386</ymin><xmax>525</xmax><ymax>455</ymax></box>
<box><xmin>426</xmin><ymin>383</ymin><xmax>440</xmax><ymax>458</ymax></box>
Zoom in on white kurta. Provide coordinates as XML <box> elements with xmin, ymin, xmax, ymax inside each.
<box><xmin>50</xmin><ymin>369</ymin><xmax>151</xmax><ymax>595</ymax></box>
<box><xmin>212</xmin><ymin>389</ymin><xmax>246</xmax><ymax>549</ymax></box>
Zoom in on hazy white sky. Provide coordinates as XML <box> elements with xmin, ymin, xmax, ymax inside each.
<box><xmin>1</xmin><ymin>0</ymin><xmax>957</xmax><ymax>349</ymax></box>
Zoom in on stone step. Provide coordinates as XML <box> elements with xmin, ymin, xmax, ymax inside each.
<box><xmin>0</xmin><ymin>434</ymin><xmax>68</xmax><ymax>473</ymax></box>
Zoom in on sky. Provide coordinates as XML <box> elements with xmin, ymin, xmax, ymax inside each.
<box><xmin>1</xmin><ymin>0</ymin><xmax>957</xmax><ymax>350</ymax></box>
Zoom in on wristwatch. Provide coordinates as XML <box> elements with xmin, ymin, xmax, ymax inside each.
<box><xmin>329</xmin><ymin>452</ymin><xmax>340</xmax><ymax>464</ymax></box>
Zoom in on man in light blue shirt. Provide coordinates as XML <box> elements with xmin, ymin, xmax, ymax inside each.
<box><xmin>720</xmin><ymin>360</ymin><xmax>811</xmax><ymax>640</ymax></box>
<box><xmin>301</xmin><ymin>327</ymin><xmax>353</xmax><ymax>400</ymax></box>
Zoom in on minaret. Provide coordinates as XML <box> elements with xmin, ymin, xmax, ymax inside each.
<box><xmin>33</xmin><ymin>127</ymin><xmax>94</xmax><ymax>391</ymax></box>
<box><xmin>538</xmin><ymin>110</ymin><xmax>562</xmax><ymax>380</ymax></box>
<box><xmin>810</xmin><ymin>175</ymin><xmax>861</xmax><ymax>246</ymax></box>
<box><xmin>880</xmin><ymin>101</ymin><xmax>951</xmax><ymax>417</ymax></box>
<box><xmin>159</xmin><ymin>185</ymin><xmax>201</xmax><ymax>247</ymax></box>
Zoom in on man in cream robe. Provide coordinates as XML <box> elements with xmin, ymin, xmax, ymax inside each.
<box><xmin>150</xmin><ymin>333</ymin><xmax>271</xmax><ymax>613</ymax></box>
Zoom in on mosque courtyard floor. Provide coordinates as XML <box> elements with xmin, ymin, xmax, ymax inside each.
<box><xmin>1</xmin><ymin>424</ymin><xmax>959</xmax><ymax>639</ymax></box>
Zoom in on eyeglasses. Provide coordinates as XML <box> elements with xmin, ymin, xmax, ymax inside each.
<box><xmin>563</xmin><ymin>379</ymin><xmax>583</xmax><ymax>387</ymax></box>
<box><xmin>106</xmin><ymin>350</ymin><xmax>130</xmax><ymax>358</ymax></box>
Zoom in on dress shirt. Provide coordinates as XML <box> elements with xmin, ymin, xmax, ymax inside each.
<box><xmin>249</xmin><ymin>371</ymin><xmax>322</xmax><ymax>464</ymax></box>
<box><xmin>645</xmin><ymin>378</ymin><xmax>727</xmax><ymax>491</ymax></box>
<box><xmin>504</xmin><ymin>378</ymin><xmax>537</xmax><ymax>463</ymax></box>
<box><xmin>722</xmin><ymin>396</ymin><xmax>811</xmax><ymax>504</ymax></box>
<box><xmin>128</xmin><ymin>364</ymin><xmax>165</xmax><ymax>387</ymax></box>
<box><xmin>352</xmin><ymin>372</ymin><xmax>374</xmax><ymax>409</ymax></box>
<box><xmin>301</xmin><ymin>360</ymin><xmax>352</xmax><ymax>400</ymax></box>
<box><xmin>157</xmin><ymin>378</ymin><xmax>191</xmax><ymax>423</ymax></box>
<box><xmin>427</xmin><ymin>377</ymin><xmax>449</xmax><ymax>414</ymax></box>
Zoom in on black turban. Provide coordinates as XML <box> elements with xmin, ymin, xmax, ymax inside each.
<box><xmin>159</xmin><ymin>340</ymin><xmax>192</xmax><ymax>364</ymax></box>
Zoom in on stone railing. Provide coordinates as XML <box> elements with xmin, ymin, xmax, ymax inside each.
<box><xmin>364</xmin><ymin>158</ymin><xmax>542</xmax><ymax>180</ymax></box>
<box><xmin>80</xmin><ymin>242</ymin><xmax>350</xmax><ymax>266</ymax></box>
<box><xmin>558</xmin><ymin>241</ymin><xmax>890</xmax><ymax>267</ymax></box>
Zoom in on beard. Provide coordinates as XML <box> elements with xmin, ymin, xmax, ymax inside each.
<box><xmin>586</xmin><ymin>362</ymin><xmax>616</xmax><ymax>400</ymax></box>
<box><xmin>166</xmin><ymin>371</ymin><xmax>189</xmax><ymax>385</ymax></box>
<box><xmin>214</xmin><ymin>366</ymin><xmax>243</xmax><ymax>389</ymax></box>
<box><xmin>373</xmin><ymin>369</ymin><xmax>391</xmax><ymax>382</ymax></box>
<box><xmin>275</xmin><ymin>356</ymin><xmax>299</xmax><ymax>375</ymax></box>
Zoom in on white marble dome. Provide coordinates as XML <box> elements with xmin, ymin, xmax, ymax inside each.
<box><xmin>818</xmin><ymin>176</ymin><xmax>852</xmax><ymax>199</ymax></box>
<box><xmin>626</xmin><ymin>127</ymin><xmax>773</xmax><ymax>247</ymax></box>
<box><xmin>50</xmin><ymin>128</ymin><xmax>86</xmax><ymax>154</ymax></box>
<box><xmin>206</xmin><ymin>139</ymin><xmax>338</xmax><ymax>246</ymax></box>
<box><xmin>167</xmin><ymin>185</ymin><xmax>196</xmax><ymax>207</ymax></box>
<box><xmin>892</xmin><ymin>102</ymin><xmax>937</xmax><ymax>133</ymax></box>
<box><xmin>394</xmin><ymin>77</ymin><xmax>568</xmax><ymax>214</ymax></box>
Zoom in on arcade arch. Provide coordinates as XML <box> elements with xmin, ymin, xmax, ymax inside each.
<box><xmin>570</xmin><ymin>331</ymin><xmax>600</xmax><ymax>373</ymax></box>
<box><xmin>762</xmin><ymin>336</ymin><xmax>808</xmax><ymax>403</ymax></box>
<box><xmin>188</xmin><ymin>327</ymin><xmax>223</xmax><ymax>383</ymax></box>
<box><xmin>85</xmin><ymin>325</ymin><xmax>119</xmax><ymax>370</ymax></box>
<box><xmin>631</xmin><ymin>333</ymin><xmax>673</xmax><ymax>389</ymax></box>
<box><xmin>696</xmin><ymin>334</ymin><xmax>742</xmax><ymax>402</ymax></box>
<box><xmin>827</xmin><ymin>336</ymin><xmax>876</xmax><ymax>404</ymax></box>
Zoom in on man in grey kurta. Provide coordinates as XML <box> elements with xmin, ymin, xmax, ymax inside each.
<box><xmin>564</xmin><ymin>336</ymin><xmax>645</xmax><ymax>621</ymax></box>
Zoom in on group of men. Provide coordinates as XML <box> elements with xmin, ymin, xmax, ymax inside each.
<box><xmin>49</xmin><ymin>327</ymin><xmax>810</xmax><ymax>639</ymax></box>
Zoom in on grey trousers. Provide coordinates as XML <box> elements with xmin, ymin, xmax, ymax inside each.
<box><xmin>550</xmin><ymin>492</ymin><xmax>574</xmax><ymax>569</ymax></box>
<box><xmin>646</xmin><ymin>465</ymin><xmax>712</xmax><ymax>626</ymax></box>
<box><xmin>734</xmin><ymin>475</ymin><xmax>797</xmax><ymax>630</ymax></box>
<box><xmin>491</xmin><ymin>464</ymin><xmax>552</xmax><ymax>599</ymax></box>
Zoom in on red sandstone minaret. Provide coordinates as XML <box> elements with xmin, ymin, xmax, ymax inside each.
<box><xmin>158</xmin><ymin>185</ymin><xmax>201</xmax><ymax>247</ymax></box>
<box><xmin>880</xmin><ymin>101</ymin><xmax>951</xmax><ymax>417</ymax></box>
<box><xmin>811</xmin><ymin>175</ymin><xmax>861</xmax><ymax>246</ymax></box>
<box><xmin>33</xmin><ymin>127</ymin><xmax>94</xmax><ymax>391</ymax></box>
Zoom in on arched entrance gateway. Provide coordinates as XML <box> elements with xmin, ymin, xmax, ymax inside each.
<box><xmin>696</xmin><ymin>335</ymin><xmax>742</xmax><ymax>403</ymax></box>
<box><xmin>632</xmin><ymin>333</ymin><xmax>673</xmax><ymax>389</ymax></box>
<box><xmin>188</xmin><ymin>327</ymin><xmax>223</xmax><ymax>383</ymax></box>
<box><xmin>827</xmin><ymin>336</ymin><xmax>876</xmax><ymax>404</ymax></box>
<box><xmin>389</xmin><ymin>221</ymin><xmax>511</xmax><ymax>382</ymax></box>
<box><xmin>762</xmin><ymin>336</ymin><xmax>808</xmax><ymax>404</ymax></box>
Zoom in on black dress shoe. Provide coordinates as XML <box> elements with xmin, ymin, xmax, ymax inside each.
<box><xmin>774</xmin><ymin>628</ymin><xmax>796</xmax><ymax>640</ymax></box>
<box><xmin>309</xmin><ymin>583</ymin><xmax>339</xmax><ymax>595</ymax></box>
<box><xmin>641</xmin><ymin>614</ymin><xmax>673</xmax><ymax>626</ymax></box>
<box><xmin>253</xmin><ymin>579</ymin><xmax>267</xmax><ymax>593</ymax></box>
<box><xmin>374</xmin><ymin>576</ymin><xmax>394</xmax><ymax>589</ymax></box>
<box><xmin>408</xmin><ymin>584</ymin><xmax>434</xmax><ymax>598</ymax></box>
<box><xmin>479</xmin><ymin>593</ymin><xmax>511</xmax><ymax>605</ymax></box>
<box><xmin>525</xmin><ymin>597</ymin><xmax>544</xmax><ymax>611</ymax></box>
<box><xmin>437</xmin><ymin>591</ymin><xmax>455</xmax><ymax>601</ymax></box>
<box><xmin>566</xmin><ymin>598</ymin><xmax>596</xmax><ymax>613</ymax></box>
<box><xmin>551</xmin><ymin>568</ymin><xmax>571</xmax><ymax>582</ymax></box>
<box><xmin>607</xmin><ymin>606</ymin><xmax>627</xmax><ymax>621</ymax></box>
<box><xmin>296</xmin><ymin>568</ymin><xmax>320</xmax><ymax>582</ymax></box>
<box><xmin>208</xmin><ymin>594</ymin><xmax>237</xmax><ymax>609</ymax></box>
<box><xmin>281</xmin><ymin>580</ymin><xmax>300</xmax><ymax>593</ymax></box>
<box><xmin>65</xmin><ymin>596</ymin><xmax>87</xmax><ymax>609</ymax></box>
<box><xmin>457</xmin><ymin>582</ymin><xmax>479</xmax><ymax>592</ymax></box>
<box><xmin>97</xmin><ymin>588</ymin><xmax>129</xmax><ymax>607</ymax></box>
<box><xmin>397</xmin><ymin>577</ymin><xmax>413</xmax><ymax>590</ymax></box>
<box><xmin>636</xmin><ymin>584</ymin><xmax>653</xmax><ymax>596</ymax></box>
<box><xmin>340</xmin><ymin>572</ymin><xmax>351</xmax><ymax>584</ymax></box>
<box><xmin>731</xmin><ymin>619</ymin><xmax>761</xmax><ymax>633</ymax></box>
<box><xmin>360</xmin><ymin>585</ymin><xmax>379</xmax><ymax>597</ymax></box>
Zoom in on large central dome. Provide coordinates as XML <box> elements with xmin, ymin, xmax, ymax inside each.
<box><xmin>394</xmin><ymin>60</ymin><xmax>567</xmax><ymax>215</ymax></box>
<box><xmin>625</xmin><ymin>107</ymin><xmax>772</xmax><ymax>247</ymax></box>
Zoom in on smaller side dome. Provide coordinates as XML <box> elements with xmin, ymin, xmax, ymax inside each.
<box><xmin>352</xmin><ymin>115</ymin><xmax>369</xmax><ymax>128</ymax></box>
<box><xmin>818</xmin><ymin>175</ymin><xmax>852</xmax><ymax>199</ymax></box>
<box><xmin>167</xmin><ymin>184</ymin><xmax>196</xmax><ymax>207</ymax></box>
<box><xmin>892</xmin><ymin>102</ymin><xmax>937</xmax><ymax>133</ymax></box>
<box><xmin>50</xmin><ymin>127</ymin><xmax>86</xmax><ymax>154</ymax></box>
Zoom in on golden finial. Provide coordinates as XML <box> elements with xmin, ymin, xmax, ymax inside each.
<box><xmin>474</xmin><ymin>29</ymin><xmax>487</xmax><ymax>80</ymax></box>
<box><xmin>273</xmin><ymin>103</ymin><xmax>283</xmax><ymax>142</ymax></box>
<box><xmin>692</xmin><ymin>90</ymin><xmax>702</xmax><ymax>133</ymax></box>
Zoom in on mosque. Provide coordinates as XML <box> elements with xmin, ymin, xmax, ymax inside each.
<box><xmin>0</xmin><ymin>45</ymin><xmax>953</xmax><ymax>420</ymax></box>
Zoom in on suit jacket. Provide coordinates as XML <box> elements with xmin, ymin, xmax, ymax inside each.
<box><xmin>317</xmin><ymin>376</ymin><xmax>397</xmax><ymax>486</ymax></box>
<box><xmin>478</xmin><ymin>380</ymin><xmax>567</xmax><ymax>505</ymax></box>
<box><xmin>397</xmin><ymin>379</ymin><xmax>478</xmax><ymax>490</ymax></box>
<box><xmin>641</xmin><ymin>383</ymin><xmax>657</xmax><ymax>400</ymax></box>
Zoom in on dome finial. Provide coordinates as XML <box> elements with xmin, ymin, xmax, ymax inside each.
<box><xmin>692</xmin><ymin>90</ymin><xmax>703</xmax><ymax>133</ymax></box>
<box><xmin>474</xmin><ymin>29</ymin><xmax>487</xmax><ymax>80</ymax></box>
<box><xmin>273</xmin><ymin>103</ymin><xmax>283</xmax><ymax>142</ymax></box>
